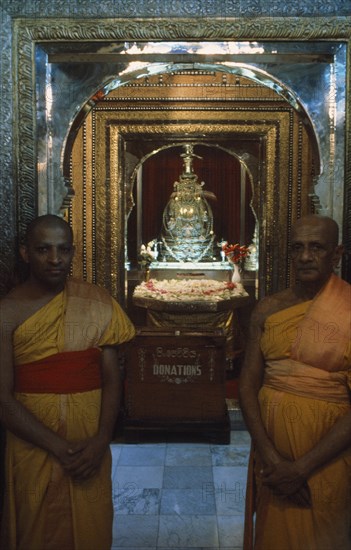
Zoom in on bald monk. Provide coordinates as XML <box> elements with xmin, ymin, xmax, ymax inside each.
<box><xmin>239</xmin><ymin>214</ymin><xmax>351</xmax><ymax>549</ymax></box>
<box><xmin>0</xmin><ymin>215</ymin><xmax>135</xmax><ymax>549</ymax></box>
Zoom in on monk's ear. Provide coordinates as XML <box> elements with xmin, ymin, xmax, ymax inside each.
<box><xmin>19</xmin><ymin>244</ymin><xmax>29</xmax><ymax>264</ymax></box>
<box><xmin>333</xmin><ymin>244</ymin><xmax>344</xmax><ymax>268</ymax></box>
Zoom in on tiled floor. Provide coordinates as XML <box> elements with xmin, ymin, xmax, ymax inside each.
<box><xmin>110</xmin><ymin>429</ymin><xmax>251</xmax><ymax>549</ymax></box>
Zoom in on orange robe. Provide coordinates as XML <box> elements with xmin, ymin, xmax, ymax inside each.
<box><xmin>253</xmin><ymin>275</ymin><xmax>351</xmax><ymax>550</ymax></box>
<box><xmin>1</xmin><ymin>279</ymin><xmax>135</xmax><ymax>550</ymax></box>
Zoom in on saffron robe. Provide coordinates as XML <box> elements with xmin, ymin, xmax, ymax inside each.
<box><xmin>1</xmin><ymin>279</ymin><xmax>135</xmax><ymax>550</ymax></box>
<box><xmin>252</xmin><ymin>275</ymin><xmax>351</xmax><ymax>550</ymax></box>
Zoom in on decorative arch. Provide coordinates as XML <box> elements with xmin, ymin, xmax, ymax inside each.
<box><xmin>62</xmin><ymin>61</ymin><xmax>321</xmax><ymax>185</ymax></box>
<box><xmin>67</xmin><ymin>66</ymin><xmax>320</xmax><ymax>301</ymax></box>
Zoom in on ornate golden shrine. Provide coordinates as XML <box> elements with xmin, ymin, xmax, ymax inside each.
<box><xmin>69</xmin><ymin>69</ymin><xmax>315</xmax><ymax>303</ymax></box>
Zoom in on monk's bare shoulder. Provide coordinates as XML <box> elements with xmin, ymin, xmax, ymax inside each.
<box><xmin>250</xmin><ymin>288</ymin><xmax>297</xmax><ymax>328</ymax></box>
<box><xmin>0</xmin><ymin>287</ymin><xmax>26</xmax><ymax>329</ymax></box>
<box><xmin>0</xmin><ymin>282</ymin><xmax>40</xmax><ymax>330</ymax></box>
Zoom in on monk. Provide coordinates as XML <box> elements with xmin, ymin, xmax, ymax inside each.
<box><xmin>239</xmin><ymin>214</ymin><xmax>351</xmax><ymax>549</ymax></box>
<box><xmin>0</xmin><ymin>215</ymin><xmax>135</xmax><ymax>549</ymax></box>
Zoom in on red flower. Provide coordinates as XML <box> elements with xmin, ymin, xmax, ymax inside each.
<box><xmin>222</xmin><ymin>243</ymin><xmax>250</xmax><ymax>264</ymax></box>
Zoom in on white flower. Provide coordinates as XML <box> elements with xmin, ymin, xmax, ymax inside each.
<box><xmin>147</xmin><ymin>239</ymin><xmax>157</xmax><ymax>249</ymax></box>
<box><xmin>133</xmin><ymin>278</ymin><xmax>248</xmax><ymax>302</ymax></box>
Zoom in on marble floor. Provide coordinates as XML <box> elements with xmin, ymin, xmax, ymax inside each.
<box><xmin>110</xmin><ymin>428</ymin><xmax>251</xmax><ymax>550</ymax></box>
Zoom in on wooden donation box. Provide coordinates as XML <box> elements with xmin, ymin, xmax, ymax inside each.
<box><xmin>125</xmin><ymin>327</ymin><xmax>230</xmax><ymax>442</ymax></box>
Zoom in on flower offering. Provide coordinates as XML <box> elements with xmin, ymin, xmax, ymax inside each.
<box><xmin>134</xmin><ymin>278</ymin><xmax>248</xmax><ymax>302</ymax></box>
<box><xmin>138</xmin><ymin>240</ymin><xmax>159</xmax><ymax>269</ymax></box>
<box><xmin>222</xmin><ymin>243</ymin><xmax>250</xmax><ymax>264</ymax></box>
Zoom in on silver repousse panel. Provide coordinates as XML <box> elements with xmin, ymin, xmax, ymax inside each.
<box><xmin>1</xmin><ymin>2</ymin><xmax>351</xmax><ymax>295</ymax></box>
<box><xmin>2</xmin><ymin>0</ymin><xmax>351</xmax><ymax>17</ymax></box>
<box><xmin>0</xmin><ymin>11</ymin><xmax>16</xmax><ymax>294</ymax></box>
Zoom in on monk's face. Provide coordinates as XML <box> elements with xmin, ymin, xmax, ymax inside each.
<box><xmin>290</xmin><ymin>217</ymin><xmax>342</xmax><ymax>286</ymax></box>
<box><xmin>21</xmin><ymin>222</ymin><xmax>75</xmax><ymax>291</ymax></box>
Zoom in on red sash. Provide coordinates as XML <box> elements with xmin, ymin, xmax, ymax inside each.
<box><xmin>14</xmin><ymin>348</ymin><xmax>102</xmax><ymax>394</ymax></box>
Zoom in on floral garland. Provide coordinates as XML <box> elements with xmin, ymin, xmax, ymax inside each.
<box><xmin>134</xmin><ymin>278</ymin><xmax>248</xmax><ymax>302</ymax></box>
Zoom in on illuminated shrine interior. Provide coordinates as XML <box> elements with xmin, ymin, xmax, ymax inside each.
<box><xmin>128</xmin><ymin>142</ymin><xmax>257</xmax><ymax>273</ymax></box>
<box><xmin>61</xmin><ymin>38</ymin><xmax>346</xmax><ymax>314</ymax></box>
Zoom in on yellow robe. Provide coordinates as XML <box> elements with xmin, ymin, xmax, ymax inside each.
<box><xmin>254</xmin><ymin>275</ymin><xmax>351</xmax><ymax>550</ymax></box>
<box><xmin>1</xmin><ymin>279</ymin><xmax>135</xmax><ymax>550</ymax></box>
